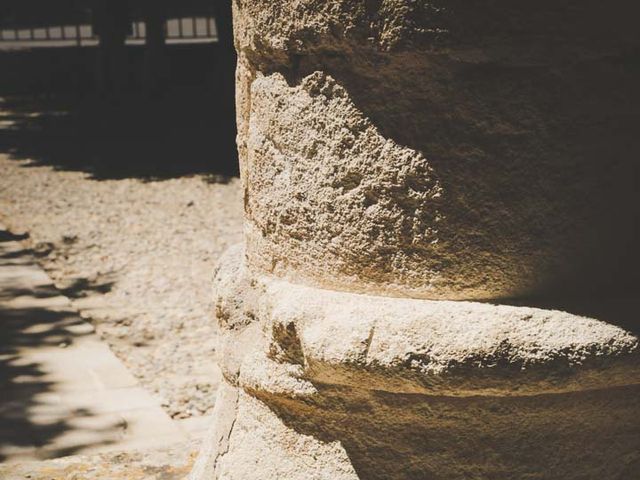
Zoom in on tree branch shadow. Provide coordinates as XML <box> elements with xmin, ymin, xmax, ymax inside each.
<box><xmin>0</xmin><ymin>230</ymin><xmax>123</xmax><ymax>462</ymax></box>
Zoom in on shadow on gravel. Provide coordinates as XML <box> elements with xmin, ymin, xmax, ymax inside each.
<box><xmin>0</xmin><ymin>88</ymin><xmax>238</xmax><ymax>181</ymax></box>
<box><xmin>0</xmin><ymin>306</ymin><xmax>114</xmax><ymax>461</ymax></box>
<box><xmin>59</xmin><ymin>277</ymin><xmax>115</xmax><ymax>299</ymax></box>
<box><xmin>0</xmin><ymin>230</ymin><xmax>117</xmax><ymax>461</ymax></box>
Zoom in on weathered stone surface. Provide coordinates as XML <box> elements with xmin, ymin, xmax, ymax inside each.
<box><xmin>244</xmin><ymin>72</ymin><xmax>445</xmax><ymax>298</ymax></box>
<box><xmin>197</xmin><ymin>376</ymin><xmax>640</xmax><ymax>479</ymax></box>
<box><xmin>217</xmin><ymin>390</ymin><xmax>358</xmax><ymax>480</ymax></box>
<box><xmin>216</xmin><ymin>248</ymin><xmax>640</xmax><ymax>395</ymax></box>
<box><xmin>191</xmin><ymin>248</ymin><xmax>640</xmax><ymax>479</ymax></box>
<box><xmin>257</xmin><ymin>280</ymin><xmax>639</xmax><ymax>397</ymax></box>
<box><xmin>192</xmin><ymin>1</ymin><xmax>640</xmax><ymax>478</ymax></box>
<box><xmin>245</xmin><ymin>381</ymin><xmax>640</xmax><ymax>480</ymax></box>
<box><xmin>236</xmin><ymin>0</ymin><xmax>640</xmax><ymax>299</ymax></box>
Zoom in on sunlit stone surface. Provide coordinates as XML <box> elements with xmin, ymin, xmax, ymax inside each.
<box><xmin>191</xmin><ymin>1</ymin><xmax>640</xmax><ymax>478</ymax></box>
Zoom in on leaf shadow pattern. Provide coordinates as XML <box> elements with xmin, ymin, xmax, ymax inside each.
<box><xmin>0</xmin><ymin>230</ymin><xmax>120</xmax><ymax>461</ymax></box>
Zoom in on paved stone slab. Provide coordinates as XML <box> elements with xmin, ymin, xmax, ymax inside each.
<box><xmin>0</xmin><ymin>441</ymin><xmax>199</xmax><ymax>480</ymax></box>
<box><xmin>0</xmin><ymin>225</ymin><xmax>187</xmax><ymax>463</ymax></box>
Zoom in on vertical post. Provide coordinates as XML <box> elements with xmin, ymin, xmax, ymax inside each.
<box><xmin>143</xmin><ymin>0</ymin><xmax>167</xmax><ymax>94</ymax></box>
<box><xmin>74</xmin><ymin>23</ymin><xmax>83</xmax><ymax>95</ymax></box>
<box><xmin>212</xmin><ymin>0</ymin><xmax>237</xmax><ymax>159</ymax></box>
<box><xmin>93</xmin><ymin>0</ymin><xmax>130</xmax><ymax>95</ymax></box>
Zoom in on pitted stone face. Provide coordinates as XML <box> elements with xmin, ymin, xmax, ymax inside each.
<box><xmin>191</xmin><ymin>247</ymin><xmax>640</xmax><ymax>480</ymax></box>
<box><xmin>212</xmin><ymin>248</ymin><xmax>640</xmax><ymax>399</ymax></box>
<box><xmin>235</xmin><ymin>0</ymin><xmax>640</xmax><ymax>300</ymax></box>
<box><xmin>191</xmin><ymin>1</ymin><xmax>640</xmax><ymax>478</ymax></box>
<box><xmin>245</xmin><ymin>72</ymin><xmax>450</xmax><ymax>298</ymax></box>
<box><xmin>242</xmin><ymin>70</ymin><xmax>637</xmax><ymax>300</ymax></box>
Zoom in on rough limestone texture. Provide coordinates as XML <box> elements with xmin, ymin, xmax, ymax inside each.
<box><xmin>191</xmin><ymin>248</ymin><xmax>640</xmax><ymax>480</ymax></box>
<box><xmin>236</xmin><ymin>0</ymin><xmax>640</xmax><ymax>300</ymax></box>
<box><xmin>192</xmin><ymin>1</ymin><xmax>640</xmax><ymax>479</ymax></box>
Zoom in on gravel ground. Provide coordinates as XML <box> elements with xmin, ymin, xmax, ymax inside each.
<box><xmin>0</xmin><ymin>155</ymin><xmax>243</xmax><ymax>418</ymax></box>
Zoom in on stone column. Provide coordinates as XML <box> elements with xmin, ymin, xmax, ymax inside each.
<box><xmin>192</xmin><ymin>1</ymin><xmax>640</xmax><ymax>479</ymax></box>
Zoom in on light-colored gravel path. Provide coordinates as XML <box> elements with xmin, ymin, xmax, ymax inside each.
<box><xmin>0</xmin><ymin>224</ymin><xmax>188</xmax><ymax>461</ymax></box>
<box><xmin>0</xmin><ymin>155</ymin><xmax>243</xmax><ymax>418</ymax></box>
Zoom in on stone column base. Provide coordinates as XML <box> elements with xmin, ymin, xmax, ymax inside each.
<box><xmin>190</xmin><ymin>246</ymin><xmax>640</xmax><ymax>479</ymax></box>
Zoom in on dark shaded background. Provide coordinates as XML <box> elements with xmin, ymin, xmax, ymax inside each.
<box><xmin>0</xmin><ymin>0</ymin><xmax>238</xmax><ymax>180</ymax></box>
